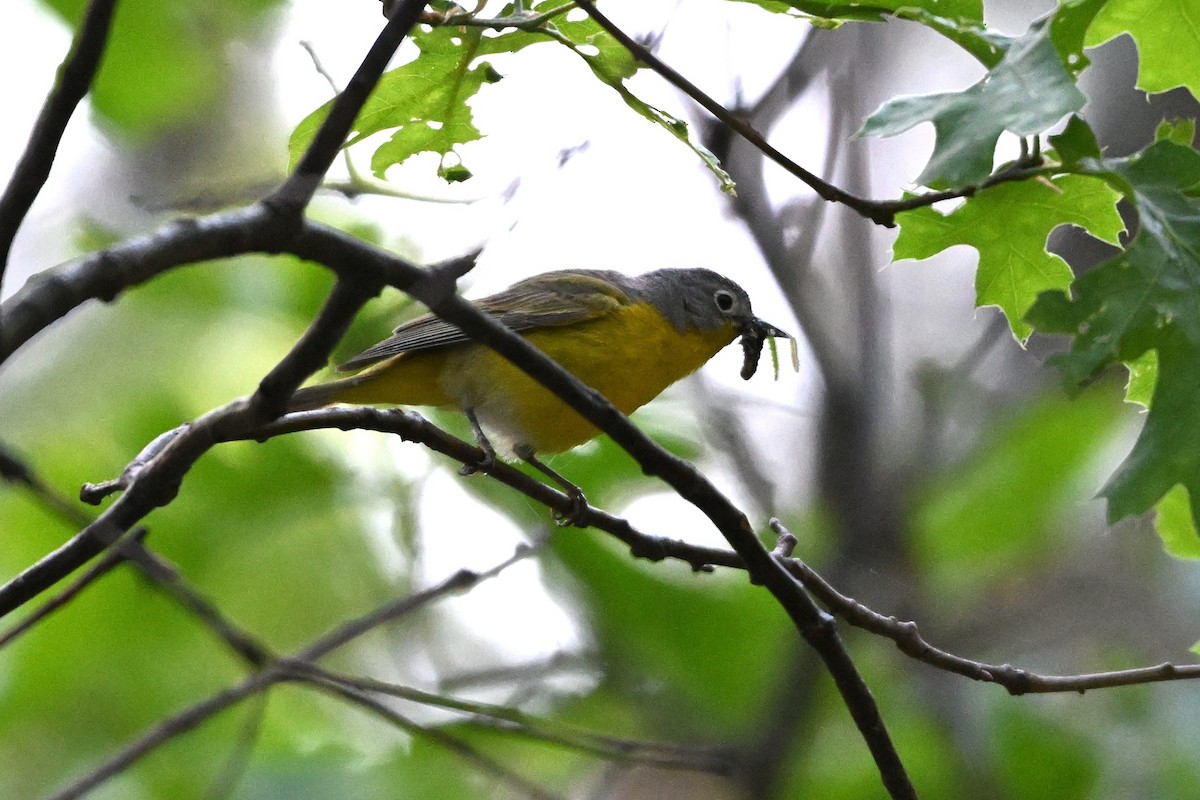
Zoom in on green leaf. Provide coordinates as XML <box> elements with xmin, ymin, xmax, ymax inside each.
<box><xmin>860</xmin><ymin>15</ymin><xmax>1086</xmax><ymax>188</ymax></box>
<box><xmin>289</xmin><ymin>24</ymin><xmax>543</xmax><ymax>181</ymax></box>
<box><xmin>1028</xmin><ymin>140</ymin><xmax>1200</xmax><ymax>528</ymax></box>
<box><xmin>289</xmin><ymin>3</ymin><xmax>735</xmax><ymax>190</ymax></box>
<box><xmin>1123</xmin><ymin>349</ymin><xmax>1157</xmax><ymax>408</ymax></box>
<box><xmin>1086</xmin><ymin>0</ymin><xmax>1200</xmax><ymax>98</ymax></box>
<box><xmin>893</xmin><ymin>174</ymin><xmax>1123</xmax><ymax>339</ymax></box>
<box><xmin>437</xmin><ymin>161</ymin><xmax>473</xmax><ymax>183</ymax></box>
<box><xmin>1154</xmin><ymin>485</ymin><xmax>1200</xmax><ymax>559</ymax></box>
<box><xmin>733</xmin><ymin>0</ymin><xmax>983</xmax><ymax>26</ymax></box>
<box><xmin>540</xmin><ymin>2</ymin><xmax>639</xmax><ymax>82</ymax></box>
<box><xmin>1047</xmin><ymin>0</ymin><xmax>1108</xmax><ymax>77</ymax></box>
<box><xmin>1156</xmin><ymin>118</ymin><xmax>1198</xmax><ymax>147</ymax></box>
<box><xmin>891</xmin><ymin>9</ymin><xmax>1004</xmax><ymax>66</ymax></box>
<box><xmin>1100</xmin><ymin>331</ymin><xmax>1200</xmax><ymax>525</ymax></box>
<box><xmin>741</xmin><ymin>0</ymin><xmax>1004</xmax><ymax>67</ymax></box>
<box><xmin>1049</xmin><ymin>114</ymin><xmax>1103</xmax><ymax>166</ymax></box>
<box><xmin>1028</xmin><ymin>141</ymin><xmax>1200</xmax><ymax>380</ymax></box>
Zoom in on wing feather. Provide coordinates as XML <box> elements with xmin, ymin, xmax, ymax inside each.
<box><xmin>338</xmin><ymin>270</ymin><xmax>634</xmax><ymax>372</ymax></box>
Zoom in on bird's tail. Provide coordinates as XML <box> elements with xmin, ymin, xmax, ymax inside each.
<box><xmin>286</xmin><ymin>376</ymin><xmax>370</xmax><ymax>412</ymax></box>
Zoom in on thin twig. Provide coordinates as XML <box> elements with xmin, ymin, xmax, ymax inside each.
<box><xmin>44</xmin><ymin>672</ymin><xmax>278</xmax><ymax>800</ymax></box>
<box><xmin>119</xmin><ymin>540</ymin><xmax>274</xmax><ymax>666</ymax></box>
<box><xmin>571</xmin><ymin>0</ymin><xmax>1058</xmax><ymax>227</ymax></box>
<box><xmin>0</xmin><ymin>529</ymin><xmax>145</xmax><ymax>649</ymax></box>
<box><xmin>200</xmin><ymin>695</ymin><xmax>267</xmax><ymax>800</ymax></box>
<box><xmin>292</xmin><ymin>670</ymin><xmax>565</xmax><ymax>800</ymax></box>
<box><xmin>0</xmin><ymin>440</ymin><xmax>94</xmax><ymax>527</ymax></box>
<box><xmin>767</xmin><ymin>520</ymin><xmax>1200</xmax><ymax>695</ymax></box>
<box><xmin>0</xmin><ymin>443</ymin><xmax>272</xmax><ymax>665</ymax></box>
<box><xmin>570</xmin><ymin>0</ymin><xmax>889</xmax><ymax>225</ymax></box>
<box><xmin>41</xmin><ymin>545</ymin><xmax>538</xmax><ymax>800</ymax></box>
<box><xmin>290</xmin><ymin>663</ymin><xmax>735</xmax><ymax>774</ymax></box>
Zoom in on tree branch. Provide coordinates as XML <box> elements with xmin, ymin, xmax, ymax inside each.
<box><xmin>570</xmin><ymin>0</ymin><xmax>889</xmax><ymax>225</ymax></box>
<box><xmin>0</xmin><ymin>529</ymin><xmax>143</xmax><ymax>650</ymax></box>
<box><xmin>1</xmin><ymin>210</ymin><xmax>914</xmax><ymax>795</ymax></box>
<box><xmin>42</xmin><ymin>545</ymin><xmax>538</xmax><ymax>800</ymax></box>
<box><xmin>571</xmin><ymin>0</ymin><xmax>1061</xmax><ymax>229</ymax></box>
<box><xmin>249</xmin><ymin>277</ymin><xmax>382</xmax><ymax>421</ymax></box>
<box><xmin>292</xmin><ymin>663</ymin><xmax>735</xmax><ymax>774</ymax></box>
<box><xmin>768</xmin><ymin>521</ymin><xmax>1200</xmax><ymax>695</ymax></box>
<box><xmin>0</xmin><ymin>0</ymin><xmax>119</xmax><ymax>292</ymax></box>
<box><xmin>289</xmin><ymin>668</ymin><xmax>565</xmax><ymax>800</ymax></box>
<box><xmin>268</xmin><ymin>0</ymin><xmax>430</xmax><ymax>213</ymax></box>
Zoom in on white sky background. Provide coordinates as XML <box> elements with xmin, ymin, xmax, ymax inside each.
<box><xmin>0</xmin><ymin>0</ymin><xmax>1062</xmax><ymax>670</ymax></box>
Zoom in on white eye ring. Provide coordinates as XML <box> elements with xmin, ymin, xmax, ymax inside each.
<box><xmin>714</xmin><ymin>289</ymin><xmax>736</xmax><ymax>312</ymax></box>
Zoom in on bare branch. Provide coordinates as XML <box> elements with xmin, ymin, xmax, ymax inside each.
<box><xmin>768</xmin><ymin>520</ymin><xmax>1200</xmax><ymax>695</ymax></box>
<box><xmin>200</xmin><ymin>697</ymin><xmax>266</xmax><ymax>800</ymax></box>
<box><xmin>118</xmin><ymin>540</ymin><xmax>274</xmax><ymax>667</ymax></box>
<box><xmin>292</xmin><ymin>663</ymin><xmax>735</xmax><ymax>775</ymax></box>
<box><xmin>269</xmin><ymin>0</ymin><xmax>430</xmax><ymax>214</ymax></box>
<box><xmin>249</xmin><ymin>277</ymin><xmax>381</xmax><ymax>421</ymax></box>
<box><xmin>291</xmin><ymin>669</ymin><xmax>566</xmax><ymax>800</ymax></box>
<box><xmin>41</xmin><ymin>545</ymin><xmax>538</xmax><ymax>800</ymax></box>
<box><xmin>0</xmin><ymin>440</ymin><xmax>94</xmax><ymax>528</ymax></box>
<box><xmin>44</xmin><ymin>671</ymin><xmax>277</xmax><ymax>800</ymax></box>
<box><xmin>570</xmin><ymin>0</ymin><xmax>890</xmax><ymax>225</ymax></box>
<box><xmin>0</xmin><ymin>529</ymin><xmax>143</xmax><ymax>650</ymax></box>
<box><xmin>571</xmin><ymin>0</ymin><xmax>1058</xmax><ymax>229</ymax></box>
<box><xmin>0</xmin><ymin>0</ymin><xmax>119</xmax><ymax>291</ymax></box>
<box><xmin>0</xmin><ymin>206</ymin><xmax>283</xmax><ymax>363</ymax></box>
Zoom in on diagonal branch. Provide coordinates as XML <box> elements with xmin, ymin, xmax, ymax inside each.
<box><xmin>570</xmin><ymin>0</ymin><xmax>888</xmax><ymax>225</ymax></box>
<box><xmin>43</xmin><ymin>671</ymin><xmax>276</xmax><ymax>800</ymax></box>
<box><xmin>288</xmin><ymin>670</ymin><xmax>566</xmax><ymax>800</ymax></box>
<box><xmin>0</xmin><ymin>529</ymin><xmax>143</xmax><ymax>650</ymax></box>
<box><xmin>0</xmin><ymin>0</ymin><xmax>119</xmax><ymax>292</ymax></box>
<box><xmin>570</xmin><ymin>0</ymin><xmax>1060</xmax><ymax>229</ymax></box>
<box><xmin>42</xmin><ymin>545</ymin><xmax>538</xmax><ymax>800</ymax></box>
<box><xmin>293</xmin><ymin>663</ymin><xmax>735</xmax><ymax>774</ymax></box>
<box><xmin>0</xmin><ymin>210</ymin><xmax>914</xmax><ymax>796</ymax></box>
<box><xmin>249</xmin><ymin>277</ymin><xmax>383</xmax><ymax>421</ymax></box>
<box><xmin>268</xmin><ymin>0</ymin><xmax>430</xmax><ymax>213</ymax></box>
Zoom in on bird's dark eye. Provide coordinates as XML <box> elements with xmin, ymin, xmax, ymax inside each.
<box><xmin>714</xmin><ymin>289</ymin><xmax>736</xmax><ymax>312</ymax></box>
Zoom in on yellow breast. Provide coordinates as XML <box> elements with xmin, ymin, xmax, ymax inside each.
<box><xmin>331</xmin><ymin>301</ymin><xmax>739</xmax><ymax>454</ymax></box>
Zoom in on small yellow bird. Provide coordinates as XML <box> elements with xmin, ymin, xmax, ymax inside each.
<box><xmin>290</xmin><ymin>267</ymin><xmax>789</xmax><ymax>521</ymax></box>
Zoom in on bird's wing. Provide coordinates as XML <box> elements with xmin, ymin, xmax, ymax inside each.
<box><xmin>338</xmin><ymin>271</ymin><xmax>632</xmax><ymax>372</ymax></box>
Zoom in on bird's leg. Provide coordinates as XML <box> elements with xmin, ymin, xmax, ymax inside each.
<box><xmin>513</xmin><ymin>444</ymin><xmax>588</xmax><ymax>527</ymax></box>
<box><xmin>459</xmin><ymin>408</ymin><xmax>497</xmax><ymax>476</ymax></box>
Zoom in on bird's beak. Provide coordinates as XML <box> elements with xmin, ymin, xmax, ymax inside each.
<box><xmin>752</xmin><ymin>318</ymin><xmax>791</xmax><ymax>340</ymax></box>
<box><xmin>739</xmin><ymin>317</ymin><xmax>793</xmax><ymax>380</ymax></box>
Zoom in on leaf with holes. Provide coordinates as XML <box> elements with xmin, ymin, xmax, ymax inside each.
<box><xmin>893</xmin><ymin>174</ymin><xmax>1123</xmax><ymax>339</ymax></box>
<box><xmin>290</xmin><ymin>24</ymin><xmax>543</xmax><ymax>181</ymax></box>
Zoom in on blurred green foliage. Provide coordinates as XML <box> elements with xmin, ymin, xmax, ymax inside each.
<box><xmin>3</xmin><ymin>0</ymin><xmax>1200</xmax><ymax>798</ymax></box>
<box><xmin>39</xmin><ymin>0</ymin><xmax>284</xmax><ymax>138</ymax></box>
